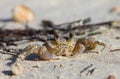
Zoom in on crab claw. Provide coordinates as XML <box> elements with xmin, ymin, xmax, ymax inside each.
<box><xmin>75</xmin><ymin>44</ymin><xmax>85</xmax><ymax>55</ymax></box>
<box><xmin>39</xmin><ymin>46</ymin><xmax>59</xmax><ymax>60</ymax></box>
<box><xmin>72</xmin><ymin>42</ymin><xmax>85</xmax><ymax>56</ymax></box>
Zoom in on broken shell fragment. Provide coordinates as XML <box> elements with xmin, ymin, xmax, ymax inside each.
<box><xmin>11</xmin><ymin>63</ymin><xmax>23</xmax><ymax>75</ymax></box>
<box><xmin>12</xmin><ymin>5</ymin><xmax>35</xmax><ymax>23</ymax></box>
<box><xmin>111</xmin><ymin>6</ymin><xmax>120</xmax><ymax>13</ymax></box>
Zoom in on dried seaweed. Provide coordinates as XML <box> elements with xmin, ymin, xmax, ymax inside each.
<box><xmin>0</xmin><ymin>18</ymin><xmax>119</xmax><ymax>55</ymax></box>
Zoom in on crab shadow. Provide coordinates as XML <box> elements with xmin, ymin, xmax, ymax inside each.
<box><xmin>6</xmin><ymin>53</ymin><xmax>41</xmax><ymax>66</ymax></box>
<box><xmin>2</xmin><ymin>53</ymin><xmax>41</xmax><ymax>76</ymax></box>
<box><xmin>0</xmin><ymin>18</ymin><xmax>13</xmax><ymax>23</ymax></box>
<box><xmin>2</xmin><ymin>70</ymin><xmax>13</xmax><ymax>76</ymax></box>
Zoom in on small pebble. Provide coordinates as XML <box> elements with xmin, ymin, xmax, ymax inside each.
<box><xmin>54</xmin><ymin>65</ymin><xmax>57</xmax><ymax>69</ymax></box>
<box><xmin>107</xmin><ymin>75</ymin><xmax>116</xmax><ymax>79</ymax></box>
<box><xmin>59</xmin><ymin>64</ymin><xmax>62</xmax><ymax>67</ymax></box>
<box><xmin>11</xmin><ymin>63</ymin><xmax>23</xmax><ymax>75</ymax></box>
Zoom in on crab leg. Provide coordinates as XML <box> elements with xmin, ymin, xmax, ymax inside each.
<box><xmin>44</xmin><ymin>42</ymin><xmax>56</xmax><ymax>54</ymax></box>
<box><xmin>72</xmin><ymin>40</ymin><xmax>85</xmax><ymax>56</ymax></box>
<box><xmin>17</xmin><ymin>45</ymin><xmax>42</xmax><ymax>61</ymax></box>
<box><xmin>95</xmin><ymin>41</ymin><xmax>106</xmax><ymax>51</ymax></box>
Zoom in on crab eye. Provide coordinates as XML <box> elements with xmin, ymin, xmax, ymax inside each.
<box><xmin>67</xmin><ymin>39</ymin><xmax>74</xmax><ymax>46</ymax></box>
<box><xmin>69</xmin><ymin>32</ymin><xmax>73</xmax><ymax>39</ymax></box>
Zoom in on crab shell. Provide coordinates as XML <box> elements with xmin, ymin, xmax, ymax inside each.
<box><xmin>17</xmin><ymin>38</ymin><xmax>85</xmax><ymax>61</ymax></box>
<box><xmin>17</xmin><ymin>37</ymin><xmax>105</xmax><ymax>61</ymax></box>
<box><xmin>39</xmin><ymin>44</ymin><xmax>85</xmax><ymax>60</ymax></box>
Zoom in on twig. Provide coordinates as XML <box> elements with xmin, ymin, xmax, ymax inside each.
<box><xmin>56</xmin><ymin>17</ymin><xmax>91</xmax><ymax>26</ymax></box>
<box><xmin>0</xmin><ymin>35</ymin><xmax>46</xmax><ymax>42</ymax></box>
<box><xmin>58</xmin><ymin>21</ymin><xmax>114</xmax><ymax>31</ymax></box>
<box><xmin>0</xmin><ymin>49</ymin><xmax>20</xmax><ymax>56</ymax></box>
<box><xmin>0</xmin><ymin>51</ymin><xmax>17</xmax><ymax>56</ymax></box>
<box><xmin>87</xmin><ymin>32</ymin><xmax>102</xmax><ymax>36</ymax></box>
<box><xmin>80</xmin><ymin>64</ymin><xmax>93</xmax><ymax>73</ymax></box>
<box><xmin>86</xmin><ymin>68</ymin><xmax>96</xmax><ymax>76</ymax></box>
<box><xmin>42</xmin><ymin>17</ymin><xmax>91</xmax><ymax>28</ymax></box>
<box><xmin>46</xmin><ymin>20</ymin><xmax>115</xmax><ymax>35</ymax></box>
<box><xmin>110</xmin><ymin>49</ymin><xmax>120</xmax><ymax>52</ymax></box>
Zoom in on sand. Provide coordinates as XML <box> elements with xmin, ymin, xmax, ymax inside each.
<box><xmin>0</xmin><ymin>0</ymin><xmax>120</xmax><ymax>79</ymax></box>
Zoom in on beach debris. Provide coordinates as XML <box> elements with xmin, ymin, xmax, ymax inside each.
<box><xmin>56</xmin><ymin>76</ymin><xmax>60</xmax><ymax>79</ymax></box>
<box><xmin>0</xmin><ymin>17</ymin><xmax>112</xmax><ymax>60</ymax></box>
<box><xmin>12</xmin><ymin>4</ymin><xmax>35</xmax><ymax>23</ymax></box>
<box><xmin>0</xmin><ymin>61</ymin><xmax>2</xmax><ymax>69</ymax></box>
<box><xmin>0</xmin><ymin>18</ymin><xmax>118</xmax><ymax>45</ymax></box>
<box><xmin>53</xmin><ymin>65</ymin><xmax>57</xmax><ymax>69</ymax></box>
<box><xmin>41</xmin><ymin>17</ymin><xmax>91</xmax><ymax>35</ymax></box>
<box><xmin>11</xmin><ymin>63</ymin><xmax>23</xmax><ymax>75</ymax></box>
<box><xmin>107</xmin><ymin>75</ymin><xmax>116</xmax><ymax>79</ymax></box>
<box><xmin>54</xmin><ymin>64</ymin><xmax>63</xmax><ymax>69</ymax></box>
<box><xmin>80</xmin><ymin>64</ymin><xmax>96</xmax><ymax>76</ymax></box>
<box><xmin>87</xmin><ymin>32</ymin><xmax>102</xmax><ymax>36</ymax></box>
<box><xmin>110</xmin><ymin>48</ymin><xmax>120</xmax><ymax>52</ymax></box>
<box><xmin>86</xmin><ymin>68</ymin><xmax>96</xmax><ymax>76</ymax></box>
<box><xmin>42</xmin><ymin>19</ymin><xmax>115</xmax><ymax>33</ymax></box>
<box><xmin>80</xmin><ymin>64</ymin><xmax>93</xmax><ymax>74</ymax></box>
<box><xmin>115</xmin><ymin>36</ymin><xmax>120</xmax><ymax>39</ymax></box>
<box><xmin>41</xmin><ymin>17</ymin><xmax>91</xmax><ymax>28</ymax></box>
<box><xmin>32</xmin><ymin>63</ymin><xmax>41</xmax><ymax>68</ymax></box>
<box><xmin>111</xmin><ymin>6</ymin><xmax>120</xmax><ymax>13</ymax></box>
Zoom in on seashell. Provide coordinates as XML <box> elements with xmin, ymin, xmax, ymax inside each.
<box><xmin>12</xmin><ymin>5</ymin><xmax>35</xmax><ymax>23</ymax></box>
<box><xmin>112</xmin><ymin>6</ymin><xmax>120</xmax><ymax>13</ymax></box>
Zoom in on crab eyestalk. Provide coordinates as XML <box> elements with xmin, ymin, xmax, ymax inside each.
<box><xmin>66</xmin><ymin>33</ymin><xmax>75</xmax><ymax>47</ymax></box>
<box><xmin>69</xmin><ymin>32</ymin><xmax>74</xmax><ymax>39</ymax></box>
<box><xmin>54</xmin><ymin>31</ymin><xmax>59</xmax><ymax>40</ymax></box>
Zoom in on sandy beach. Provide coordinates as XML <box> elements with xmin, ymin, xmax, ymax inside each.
<box><xmin>0</xmin><ymin>0</ymin><xmax>120</xmax><ymax>79</ymax></box>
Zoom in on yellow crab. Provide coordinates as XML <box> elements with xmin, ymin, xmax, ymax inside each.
<box><xmin>17</xmin><ymin>34</ymin><xmax>105</xmax><ymax>61</ymax></box>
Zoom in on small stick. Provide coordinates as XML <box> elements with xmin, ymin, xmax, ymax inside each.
<box><xmin>41</xmin><ymin>18</ymin><xmax>91</xmax><ymax>33</ymax></box>
<box><xmin>110</xmin><ymin>49</ymin><xmax>120</xmax><ymax>52</ymax></box>
<box><xmin>86</xmin><ymin>68</ymin><xmax>96</xmax><ymax>76</ymax></box>
<box><xmin>69</xmin><ymin>21</ymin><xmax>114</xmax><ymax>31</ymax></box>
<box><xmin>0</xmin><ymin>47</ymin><xmax>22</xmax><ymax>56</ymax></box>
<box><xmin>87</xmin><ymin>32</ymin><xmax>102</xmax><ymax>36</ymax></box>
<box><xmin>0</xmin><ymin>51</ymin><xmax>19</xmax><ymax>56</ymax></box>
<box><xmin>56</xmin><ymin>17</ymin><xmax>91</xmax><ymax>26</ymax></box>
<box><xmin>80</xmin><ymin>64</ymin><xmax>93</xmax><ymax>73</ymax></box>
<box><xmin>50</xmin><ymin>21</ymin><xmax>115</xmax><ymax>33</ymax></box>
<box><xmin>0</xmin><ymin>35</ymin><xmax>46</xmax><ymax>43</ymax></box>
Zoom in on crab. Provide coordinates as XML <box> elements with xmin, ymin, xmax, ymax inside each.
<box><xmin>17</xmin><ymin>33</ymin><xmax>105</xmax><ymax>61</ymax></box>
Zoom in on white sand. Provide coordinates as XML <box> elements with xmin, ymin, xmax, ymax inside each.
<box><xmin>0</xmin><ymin>0</ymin><xmax>120</xmax><ymax>79</ymax></box>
